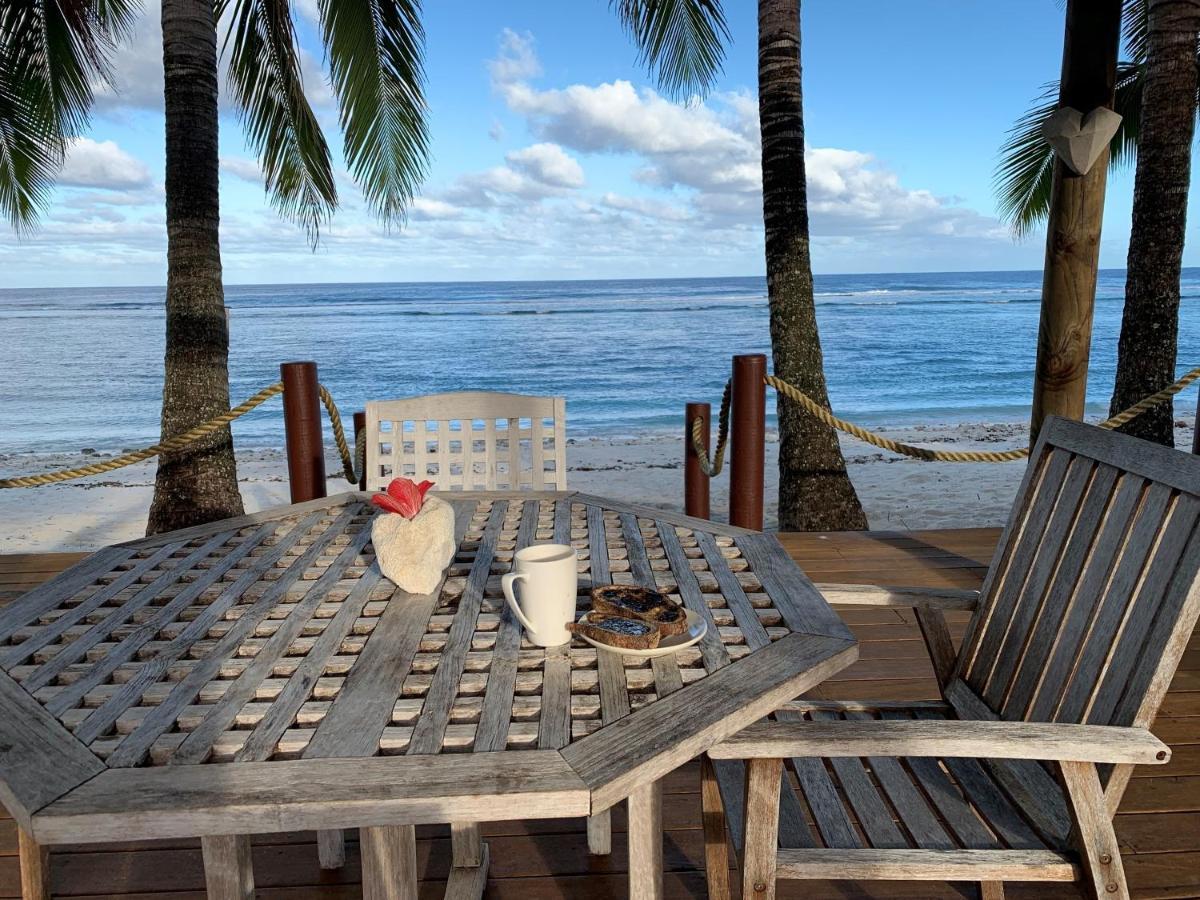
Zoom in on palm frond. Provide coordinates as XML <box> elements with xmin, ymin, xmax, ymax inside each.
<box><xmin>994</xmin><ymin>62</ymin><xmax>1143</xmax><ymax>237</ymax></box>
<box><xmin>612</xmin><ymin>0</ymin><xmax>730</xmax><ymax>100</ymax></box>
<box><xmin>0</xmin><ymin>0</ymin><xmax>136</xmax><ymax>230</ymax></box>
<box><xmin>220</xmin><ymin>0</ymin><xmax>336</xmax><ymax>245</ymax></box>
<box><xmin>1122</xmin><ymin>0</ymin><xmax>1149</xmax><ymax>63</ymax></box>
<box><xmin>318</xmin><ymin>0</ymin><xmax>427</xmax><ymax>226</ymax></box>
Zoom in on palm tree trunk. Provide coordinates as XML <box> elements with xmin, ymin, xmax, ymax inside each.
<box><xmin>147</xmin><ymin>0</ymin><xmax>244</xmax><ymax>534</ymax></box>
<box><xmin>1108</xmin><ymin>0</ymin><xmax>1200</xmax><ymax>446</ymax></box>
<box><xmin>757</xmin><ymin>0</ymin><xmax>867</xmax><ymax>531</ymax></box>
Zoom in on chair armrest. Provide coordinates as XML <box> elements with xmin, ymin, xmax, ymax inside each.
<box><xmin>708</xmin><ymin>720</ymin><xmax>1171</xmax><ymax>766</ymax></box>
<box><xmin>816</xmin><ymin>584</ymin><xmax>980</xmax><ymax>611</ymax></box>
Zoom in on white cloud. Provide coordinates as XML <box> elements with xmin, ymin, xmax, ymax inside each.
<box><xmin>489</xmin><ymin>31</ymin><xmax>1006</xmax><ymax>243</ymax></box>
<box><xmin>60</xmin><ymin>138</ymin><xmax>153</xmax><ymax>190</ymax></box>
<box><xmin>505</xmin><ymin>143</ymin><xmax>584</xmax><ymax>189</ymax></box>
<box><xmin>221</xmin><ymin>157</ymin><xmax>262</xmax><ymax>185</ymax></box>
<box><xmin>488</xmin><ymin>29</ymin><xmax>541</xmax><ymax>86</ymax></box>
<box><xmin>410</xmin><ymin>197</ymin><xmax>462</xmax><ymax>220</ymax></box>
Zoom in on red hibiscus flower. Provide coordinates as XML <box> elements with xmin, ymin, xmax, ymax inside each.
<box><xmin>371</xmin><ymin>478</ymin><xmax>435</xmax><ymax>519</ymax></box>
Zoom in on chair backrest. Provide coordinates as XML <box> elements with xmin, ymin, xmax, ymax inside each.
<box><xmin>954</xmin><ymin>416</ymin><xmax>1200</xmax><ymax>733</ymax></box>
<box><xmin>364</xmin><ymin>391</ymin><xmax>567</xmax><ymax>492</ymax></box>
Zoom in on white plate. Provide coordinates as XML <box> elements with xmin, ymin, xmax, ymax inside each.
<box><xmin>574</xmin><ymin>607</ymin><xmax>708</xmax><ymax>658</ymax></box>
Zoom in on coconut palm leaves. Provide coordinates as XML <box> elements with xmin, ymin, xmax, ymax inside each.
<box><xmin>613</xmin><ymin>0</ymin><xmax>731</xmax><ymax>99</ymax></box>
<box><xmin>220</xmin><ymin>0</ymin><xmax>427</xmax><ymax>240</ymax></box>
<box><xmin>993</xmin><ymin>0</ymin><xmax>1191</xmax><ymax>235</ymax></box>
<box><xmin>318</xmin><ymin>0</ymin><xmax>426</xmax><ymax>225</ymax></box>
<box><xmin>0</xmin><ymin>0</ymin><xmax>136</xmax><ymax>229</ymax></box>
<box><xmin>220</xmin><ymin>0</ymin><xmax>337</xmax><ymax>243</ymax></box>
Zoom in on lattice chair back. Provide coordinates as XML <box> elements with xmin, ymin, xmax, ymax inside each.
<box><xmin>364</xmin><ymin>392</ymin><xmax>567</xmax><ymax>492</ymax></box>
<box><xmin>952</xmin><ymin>417</ymin><xmax>1200</xmax><ymax>750</ymax></box>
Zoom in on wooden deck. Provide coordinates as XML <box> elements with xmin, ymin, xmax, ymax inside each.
<box><xmin>1</xmin><ymin>528</ymin><xmax>1196</xmax><ymax>899</ymax></box>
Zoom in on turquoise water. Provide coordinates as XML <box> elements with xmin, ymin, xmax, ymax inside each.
<box><xmin>1</xmin><ymin>269</ymin><xmax>1197</xmax><ymax>454</ymax></box>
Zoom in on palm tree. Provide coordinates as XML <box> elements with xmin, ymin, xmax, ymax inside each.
<box><xmin>997</xmin><ymin>0</ymin><xmax>1199</xmax><ymax>447</ymax></box>
<box><xmin>146</xmin><ymin>0</ymin><xmax>429</xmax><ymax>533</ymax></box>
<box><xmin>1108</xmin><ymin>0</ymin><xmax>1199</xmax><ymax>446</ymax></box>
<box><xmin>0</xmin><ymin>0</ymin><xmax>136</xmax><ymax>229</ymax></box>
<box><xmin>758</xmin><ymin>0</ymin><xmax>868</xmax><ymax>531</ymax></box>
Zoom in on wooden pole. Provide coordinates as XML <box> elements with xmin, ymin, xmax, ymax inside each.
<box><xmin>730</xmin><ymin>354</ymin><xmax>766</xmax><ymax>530</ymax></box>
<box><xmin>685</xmin><ymin>402</ymin><xmax>712</xmax><ymax>520</ymax></box>
<box><xmin>353</xmin><ymin>410</ymin><xmax>367</xmax><ymax>490</ymax></box>
<box><xmin>280</xmin><ymin>361</ymin><xmax>326</xmax><ymax>503</ymax></box>
<box><xmin>1193</xmin><ymin>390</ymin><xmax>1199</xmax><ymax>455</ymax></box>
<box><xmin>1030</xmin><ymin>0</ymin><xmax>1123</xmax><ymax>441</ymax></box>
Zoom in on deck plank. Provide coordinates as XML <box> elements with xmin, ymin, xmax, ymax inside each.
<box><xmin>2</xmin><ymin>526</ymin><xmax>1196</xmax><ymax>899</ymax></box>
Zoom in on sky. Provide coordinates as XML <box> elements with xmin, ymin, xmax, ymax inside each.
<box><xmin>2</xmin><ymin>0</ymin><xmax>1190</xmax><ymax>287</ymax></box>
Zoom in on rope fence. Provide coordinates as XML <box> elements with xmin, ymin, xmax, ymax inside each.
<box><xmin>0</xmin><ymin>382</ymin><xmax>363</xmax><ymax>490</ymax></box>
<box><xmin>692</xmin><ymin>364</ymin><xmax>1200</xmax><ymax>472</ymax></box>
<box><xmin>1</xmin><ymin>362</ymin><xmax>1195</xmax><ymax>489</ymax></box>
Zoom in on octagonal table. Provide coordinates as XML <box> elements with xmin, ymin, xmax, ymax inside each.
<box><xmin>0</xmin><ymin>491</ymin><xmax>857</xmax><ymax>899</ymax></box>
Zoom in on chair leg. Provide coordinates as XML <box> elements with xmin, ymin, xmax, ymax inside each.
<box><xmin>742</xmin><ymin>757</ymin><xmax>782</xmax><ymax>900</ymax></box>
<box><xmin>18</xmin><ymin>827</ymin><xmax>49</xmax><ymax>900</ymax></box>
<box><xmin>1061</xmin><ymin>761</ymin><xmax>1129</xmax><ymax>900</ymax></box>
<box><xmin>201</xmin><ymin>834</ymin><xmax>255</xmax><ymax>900</ymax></box>
<box><xmin>980</xmin><ymin>883</ymin><xmax>1005</xmax><ymax>900</ymax></box>
<box><xmin>316</xmin><ymin>828</ymin><xmax>346</xmax><ymax>869</ymax></box>
<box><xmin>701</xmin><ymin>755</ymin><xmax>732</xmax><ymax>900</ymax></box>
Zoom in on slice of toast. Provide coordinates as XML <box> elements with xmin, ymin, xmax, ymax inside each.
<box><xmin>591</xmin><ymin>585</ymin><xmax>688</xmax><ymax>636</ymax></box>
<box><xmin>567</xmin><ymin>613</ymin><xmax>661</xmax><ymax>650</ymax></box>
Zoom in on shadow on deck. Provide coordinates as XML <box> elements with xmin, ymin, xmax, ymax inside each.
<box><xmin>0</xmin><ymin>528</ymin><xmax>1195</xmax><ymax>899</ymax></box>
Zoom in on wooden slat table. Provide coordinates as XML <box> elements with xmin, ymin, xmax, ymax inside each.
<box><xmin>0</xmin><ymin>491</ymin><xmax>857</xmax><ymax>900</ymax></box>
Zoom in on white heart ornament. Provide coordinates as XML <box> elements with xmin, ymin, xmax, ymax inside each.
<box><xmin>1041</xmin><ymin>106</ymin><xmax>1123</xmax><ymax>176</ymax></box>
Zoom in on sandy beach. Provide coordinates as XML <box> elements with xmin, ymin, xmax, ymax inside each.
<box><xmin>2</xmin><ymin>418</ymin><xmax>1192</xmax><ymax>553</ymax></box>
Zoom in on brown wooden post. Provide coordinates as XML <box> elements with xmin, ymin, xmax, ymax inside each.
<box><xmin>281</xmin><ymin>361</ymin><xmax>326</xmax><ymax>503</ymax></box>
<box><xmin>1193</xmin><ymin>390</ymin><xmax>1200</xmax><ymax>455</ymax></box>
<box><xmin>685</xmin><ymin>402</ymin><xmax>711</xmax><ymax>520</ymax></box>
<box><xmin>1030</xmin><ymin>0</ymin><xmax>1123</xmax><ymax>441</ymax></box>
<box><xmin>730</xmin><ymin>354</ymin><xmax>766</xmax><ymax>530</ymax></box>
<box><xmin>353</xmin><ymin>410</ymin><xmax>368</xmax><ymax>490</ymax></box>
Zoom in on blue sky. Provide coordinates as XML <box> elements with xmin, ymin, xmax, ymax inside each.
<box><xmin>2</xmin><ymin>1</ymin><xmax>1185</xmax><ymax>287</ymax></box>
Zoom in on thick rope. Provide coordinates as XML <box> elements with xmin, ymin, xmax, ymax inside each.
<box><xmin>691</xmin><ymin>380</ymin><xmax>732</xmax><ymax>476</ymax></box>
<box><xmin>318</xmin><ymin>385</ymin><xmax>361</xmax><ymax>485</ymax></box>
<box><xmin>691</xmin><ymin>365</ymin><xmax>1200</xmax><ymax>470</ymax></box>
<box><xmin>0</xmin><ymin>381</ymin><xmax>365</xmax><ymax>489</ymax></box>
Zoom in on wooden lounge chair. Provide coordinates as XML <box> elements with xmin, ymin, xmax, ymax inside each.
<box><xmin>363</xmin><ymin>391</ymin><xmax>567</xmax><ymax>491</ymax></box>
<box><xmin>702</xmin><ymin>416</ymin><xmax>1199</xmax><ymax>900</ymax></box>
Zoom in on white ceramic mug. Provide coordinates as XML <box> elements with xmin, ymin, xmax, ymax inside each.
<box><xmin>502</xmin><ymin>544</ymin><xmax>578</xmax><ymax>647</ymax></box>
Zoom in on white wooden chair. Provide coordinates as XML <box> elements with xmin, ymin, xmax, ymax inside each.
<box><xmin>319</xmin><ymin>391</ymin><xmax>568</xmax><ymax>871</ymax></box>
<box><xmin>702</xmin><ymin>416</ymin><xmax>1199</xmax><ymax>900</ymax></box>
<box><xmin>363</xmin><ymin>392</ymin><xmax>567</xmax><ymax>492</ymax></box>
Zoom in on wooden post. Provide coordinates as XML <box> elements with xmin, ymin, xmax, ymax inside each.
<box><xmin>685</xmin><ymin>402</ymin><xmax>712</xmax><ymax>520</ymax></box>
<box><xmin>1193</xmin><ymin>389</ymin><xmax>1199</xmax><ymax>455</ymax></box>
<box><xmin>730</xmin><ymin>354</ymin><xmax>766</xmax><ymax>530</ymax></box>
<box><xmin>353</xmin><ymin>410</ymin><xmax>368</xmax><ymax>490</ymax></box>
<box><xmin>200</xmin><ymin>834</ymin><xmax>255</xmax><ymax>900</ymax></box>
<box><xmin>1030</xmin><ymin>0</ymin><xmax>1123</xmax><ymax>440</ymax></box>
<box><xmin>280</xmin><ymin>361</ymin><xmax>326</xmax><ymax>503</ymax></box>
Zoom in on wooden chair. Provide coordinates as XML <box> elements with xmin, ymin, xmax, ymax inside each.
<box><xmin>702</xmin><ymin>416</ymin><xmax>1199</xmax><ymax>900</ymax></box>
<box><xmin>318</xmin><ymin>392</ymin><xmax>568</xmax><ymax>870</ymax></box>
<box><xmin>363</xmin><ymin>392</ymin><xmax>567</xmax><ymax>491</ymax></box>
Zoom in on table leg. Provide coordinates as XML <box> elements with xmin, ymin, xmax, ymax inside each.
<box><xmin>200</xmin><ymin>834</ymin><xmax>254</xmax><ymax>900</ymax></box>
<box><xmin>18</xmin><ymin>827</ymin><xmax>49</xmax><ymax>900</ymax></box>
<box><xmin>316</xmin><ymin>828</ymin><xmax>346</xmax><ymax>869</ymax></box>
<box><xmin>628</xmin><ymin>779</ymin><xmax>664</xmax><ymax>900</ymax></box>
<box><xmin>587</xmin><ymin>811</ymin><xmax>612</xmax><ymax>855</ymax></box>
<box><xmin>361</xmin><ymin>825</ymin><xmax>418</xmax><ymax>900</ymax></box>
<box><xmin>451</xmin><ymin>822</ymin><xmax>482</xmax><ymax>867</ymax></box>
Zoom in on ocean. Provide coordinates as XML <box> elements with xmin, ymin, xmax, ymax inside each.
<box><xmin>1</xmin><ymin>270</ymin><xmax>1197</xmax><ymax>455</ymax></box>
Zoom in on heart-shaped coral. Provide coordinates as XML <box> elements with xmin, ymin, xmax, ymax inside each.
<box><xmin>371</xmin><ymin>478</ymin><xmax>435</xmax><ymax>519</ymax></box>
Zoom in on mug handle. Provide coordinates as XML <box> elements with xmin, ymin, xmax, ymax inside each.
<box><xmin>501</xmin><ymin>572</ymin><xmax>537</xmax><ymax>632</ymax></box>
